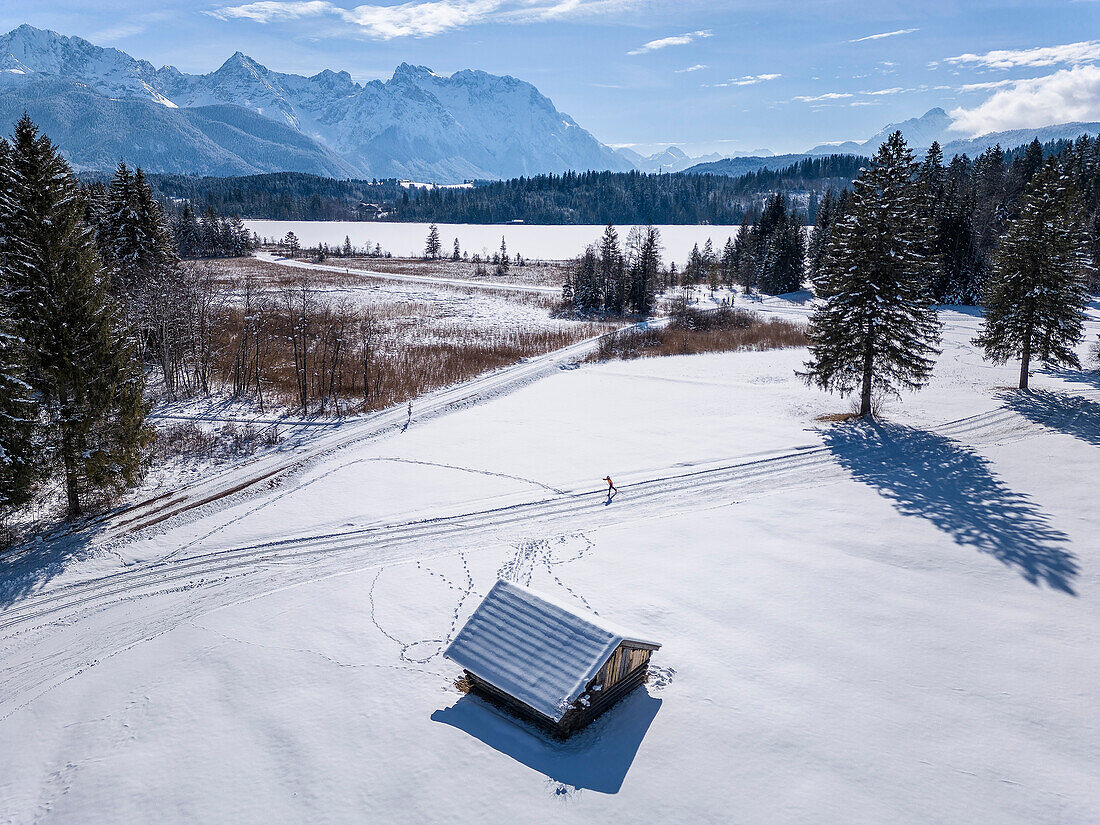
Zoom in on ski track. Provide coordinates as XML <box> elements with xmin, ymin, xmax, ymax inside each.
<box><xmin>0</xmin><ymin>402</ymin><xmax>1050</xmax><ymax>722</ymax></box>
<box><xmin>79</xmin><ymin>317</ymin><xmax>646</xmax><ymax>545</ymax></box>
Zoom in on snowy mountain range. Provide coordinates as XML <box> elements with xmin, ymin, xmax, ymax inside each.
<box><xmin>0</xmin><ymin>25</ymin><xmax>630</xmax><ymax>180</ymax></box>
<box><xmin>3</xmin><ymin>25</ymin><xmax>1098</xmax><ymax>183</ymax></box>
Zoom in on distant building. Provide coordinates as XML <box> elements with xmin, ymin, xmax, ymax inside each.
<box><xmin>444</xmin><ymin>580</ymin><xmax>661</xmax><ymax>736</ymax></box>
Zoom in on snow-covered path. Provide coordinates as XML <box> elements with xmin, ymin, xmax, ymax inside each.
<box><xmin>257</xmin><ymin>251</ymin><xmax>564</xmax><ymax>295</ymax></box>
<box><xmin>77</xmin><ymin>317</ymin><xmax>648</xmax><ymax>545</ymax></box>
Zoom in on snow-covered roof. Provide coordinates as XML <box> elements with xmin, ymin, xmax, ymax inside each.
<box><xmin>444</xmin><ymin>580</ymin><xmax>660</xmax><ymax>722</ymax></box>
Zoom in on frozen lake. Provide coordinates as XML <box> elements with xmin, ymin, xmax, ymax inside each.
<box><xmin>244</xmin><ymin>221</ymin><xmax>744</xmax><ymax>265</ymax></box>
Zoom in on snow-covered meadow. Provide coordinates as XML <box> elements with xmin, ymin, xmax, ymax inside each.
<box><xmin>244</xmin><ymin>220</ymin><xmax>745</xmax><ymax>264</ymax></box>
<box><xmin>1</xmin><ymin>300</ymin><xmax>1098</xmax><ymax>824</ymax></box>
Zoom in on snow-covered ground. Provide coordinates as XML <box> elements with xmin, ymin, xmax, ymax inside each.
<box><xmin>1</xmin><ymin>301</ymin><xmax>1098</xmax><ymax>824</ymax></box>
<box><xmin>245</xmin><ymin>221</ymin><xmax>745</xmax><ymax>264</ymax></box>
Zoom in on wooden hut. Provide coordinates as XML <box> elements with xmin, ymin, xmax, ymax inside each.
<box><xmin>444</xmin><ymin>579</ymin><xmax>661</xmax><ymax>737</ymax></box>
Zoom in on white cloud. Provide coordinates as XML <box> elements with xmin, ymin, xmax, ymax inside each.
<box><xmin>627</xmin><ymin>30</ymin><xmax>712</xmax><ymax>56</ymax></box>
<box><xmin>942</xmin><ymin>40</ymin><xmax>1100</xmax><ymax>70</ymax></box>
<box><xmin>957</xmin><ymin>78</ymin><xmax>1025</xmax><ymax>92</ymax></box>
<box><xmin>338</xmin><ymin>0</ymin><xmax>501</xmax><ymax>38</ymax></box>
<box><xmin>708</xmin><ymin>73</ymin><xmax>780</xmax><ymax>87</ymax></box>
<box><xmin>949</xmin><ymin>64</ymin><xmax>1100</xmax><ymax>135</ymax></box>
<box><xmin>731</xmin><ymin>73</ymin><xmax>780</xmax><ymax>85</ymax></box>
<box><xmin>207</xmin><ymin>0</ymin><xmax>637</xmax><ymax>38</ymax></box>
<box><xmin>849</xmin><ymin>28</ymin><xmax>918</xmax><ymax>43</ymax></box>
<box><xmin>675</xmin><ymin>64</ymin><xmax>707</xmax><ymax>73</ymax></box>
<box><xmin>207</xmin><ymin>0</ymin><xmax>335</xmax><ymax>23</ymax></box>
<box><xmin>793</xmin><ymin>91</ymin><xmax>854</xmax><ymax>102</ymax></box>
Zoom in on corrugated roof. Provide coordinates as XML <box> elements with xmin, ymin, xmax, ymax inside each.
<box><xmin>443</xmin><ymin>580</ymin><xmax>659</xmax><ymax>722</ymax></box>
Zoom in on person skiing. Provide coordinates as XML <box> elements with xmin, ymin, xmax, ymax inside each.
<box><xmin>603</xmin><ymin>475</ymin><xmax>617</xmax><ymax>497</ymax></box>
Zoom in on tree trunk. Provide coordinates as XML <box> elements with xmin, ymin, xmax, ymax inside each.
<box><xmin>1019</xmin><ymin>328</ymin><xmax>1031</xmax><ymax>390</ymax></box>
<box><xmin>860</xmin><ymin>329</ymin><xmax>874</xmax><ymax>417</ymax></box>
<box><xmin>60</xmin><ymin>402</ymin><xmax>82</xmax><ymax>518</ymax></box>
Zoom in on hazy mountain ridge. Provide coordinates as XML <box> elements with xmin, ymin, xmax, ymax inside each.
<box><xmin>0</xmin><ymin>72</ymin><xmax>361</xmax><ymax>177</ymax></box>
<box><xmin>684</xmin><ymin>108</ymin><xmax>1100</xmax><ymax>177</ymax></box>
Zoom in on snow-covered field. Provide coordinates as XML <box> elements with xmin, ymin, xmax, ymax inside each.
<box><xmin>1</xmin><ymin>301</ymin><xmax>1098</xmax><ymax>824</ymax></box>
<box><xmin>244</xmin><ymin>220</ymin><xmax>745</xmax><ymax>264</ymax></box>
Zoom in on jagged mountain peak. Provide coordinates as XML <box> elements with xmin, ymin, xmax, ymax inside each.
<box><xmin>214</xmin><ymin>51</ymin><xmax>270</xmax><ymax>77</ymax></box>
<box><xmin>391</xmin><ymin>62</ymin><xmax>437</xmax><ymax>80</ymax></box>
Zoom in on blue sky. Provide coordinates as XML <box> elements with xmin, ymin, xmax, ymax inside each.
<box><xmin>4</xmin><ymin>1</ymin><xmax>1099</xmax><ymax>155</ymax></box>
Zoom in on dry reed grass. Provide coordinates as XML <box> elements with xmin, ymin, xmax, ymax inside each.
<box><xmin>197</xmin><ymin>258</ymin><xmax>604</xmax><ymax>415</ymax></box>
<box><xmin>591</xmin><ymin>306</ymin><xmax>807</xmax><ymax>361</ymax></box>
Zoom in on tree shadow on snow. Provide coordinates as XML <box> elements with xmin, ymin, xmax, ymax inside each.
<box><xmin>823</xmin><ymin>422</ymin><xmax>1077</xmax><ymax>594</ymax></box>
<box><xmin>0</xmin><ymin>529</ymin><xmax>105</xmax><ymax>609</ymax></box>
<box><xmin>432</xmin><ymin>689</ymin><xmax>662</xmax><ymax>794</ymax></box>
<box><xmin>1033</xmin><ymin>366</ymin><xmax>1100</xmax><ymax>391</ymax></box>
<box><xmin>1002</xmin><ymin>387</ymin><xmax>1100</xmax><ymax>447</ymax></box>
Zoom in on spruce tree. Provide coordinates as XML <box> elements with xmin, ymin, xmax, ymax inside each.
<box><xmin>807</xmin><ymin>189</ymin><xmax>836</xmax><ymax>281</ymax></box>
<box><xmin>0</xmin><ymin>306</ymin><xmax>38</xmax><ymax>525</ymax></box>
<box><xmin>626</xmin><ymin>225</ymin><xmax>662</xmax><ymax>315</ymax></box>
<box><xmin>800</xmin><ymin>132</ymin><xmax>942</xmax><ymax>417</ymax></box>
<box><xmin>702</xmin><ymin>237</ymin><xmax>718</xmax><ymax>289</ymax></box>
<box><xmin>283</xmin><ymin>231</ymin><xmax>300</xmax><ymax>257</ymax></box>
<box><xmin>683</xmin><ymin>243</ymin><xmax>702</xmax><ymax>287</ymax></box>
<box><xmin>720</xmin><ymin>237</ymin><xmax>736</xmax><ymax>288</ymax></box>
<box><xmin>5</xmin><ymin>117</ymin><xmax>149</xmax><ymax>517</ymax></box>
<box><xmin>761</xmin><ymin>213</ymin><xmax>805</xmax><ymax>295</ymax></box>
<box><xmin>173</xmin><ymin>203</ymin><xmax>202</xmax><ymax>258</ymax></box>
<box><xmin>734</xmin><ymin>217</ymin><xmax>756</xmax><ymax>292</ymax></box>
<box><xmin>0</xmin><ymin>138</ymin><xmax>41</xmax><ymax>523</ymax></box>
<box><xmin>571</xmin><ymin>245</ymin><xmax>600</xmax><ymax>313</ymax></box>
<box><xmin>424</xmin><ymin>223</ymin><xmax>442</xmax><ymax>259</ymax></box>
<box><xmin>973</xmin><ymin>158</ymin><xmax>1095</xmax><ymax>389</ymax></box>
<box><xmin>99</xmin><ymin>164</ymin><xmax>183</xmax><ymax>394</ymax></box>
<box><xmin>597</xmin><ymin>224</ymin><xmax>624</xmax><ymax>312</ymax></box>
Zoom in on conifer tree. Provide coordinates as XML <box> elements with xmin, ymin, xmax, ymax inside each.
<box><xmin>0</xmin><ymin>138</ymin><xmax>41</xmax><ymax>523</ymax></box>
<box><xmin>702</xmin><ymin>237</ymin><xmax>718</xmax><ymax>289</ymax></box>
<box><xmin>807</xmin><ymin>189</ymin><xmax>836</xmax><ymax>281</ymax></box>
<box><xmin>5</xmin><ymin>117</ymin><xmax>149</xmax><ymax>517</ymax></box>
<box><xmin>424</xmin><ymin>223</ymin><xmax>442</xmax><ymax>259</ymax></box>
<box><xmin>800</xmin><ymin>132</ymin><xmax>942</xmax><ymax>417</ymax></box>
<box><xmin>283</xmin><ymin>231</ymin><xmax>300</xmax><ymax>257</ymax></box>
<box><xmin>683</xmin><ymin>243</ymin><xmax>702</xmax><ymax>287</ymax></box>
<box><xmin>98</xmin><ymin>164</ymin><xmax>185</xmax><ymax>393</ymax></box>
<box><xmin>720</xmin><ymin>237</ymin><xmax>736</xmax><ymax>288</ymax></box>
<box><xmin>597</xmin><ymin>224</ymin><xmax>623</xmax><ymax>312</ymax></box>
<box><xmin>626</xmin><ymin>225</ymin><xmax>662</xmax><ymax>315</ymax></box>
<box><xmin>571</xmin><ymin>245</ymin><xmax>600</xmax><ymax>313</ymax></box>
<box><xmin>452</xmin><ymin>237</ymin><xmax>461</xmax><ymax>261</ymax></box>
<box><xmin>173</xmin><ymin>203</ymin><xmax>202</xmax><ymax>258</ymax></box>
<box><xmin>761</xmin><ymin>213</ymin><xmax>805</xmax><ymax>295</ymax></box>
<box><xmin>734</xmin><ymin>218</ymin><xmax>756</xmax><ymax>292</ymax></box>
<box><xmin>973</xmin><ymin>158</ymin><xmax>1095</xmax><ymax>389</ymax></box>
<box><xmin>0</xmin><ymin>306</ymin><xmax>38</xmax><ymax>524</ymax></box>
<box><xmin>498</xmin><ymin>236</ymin><xmax>510</xmax><ymax>275</ymax></box>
